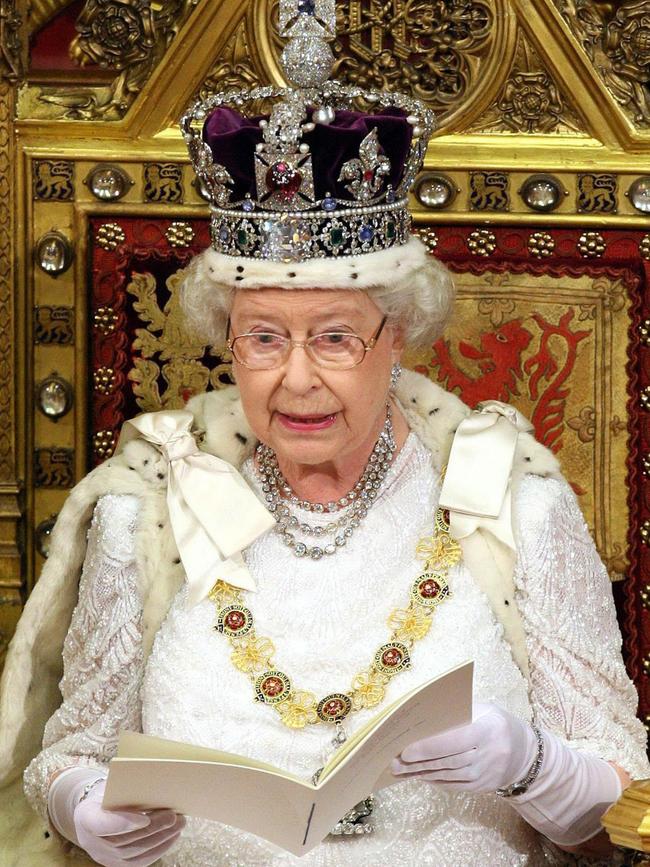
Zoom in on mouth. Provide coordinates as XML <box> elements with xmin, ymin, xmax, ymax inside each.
<box><xmin>276</xmin><ymin>411</ymin><xmax>338</xmax><ymax>431</ymax></box>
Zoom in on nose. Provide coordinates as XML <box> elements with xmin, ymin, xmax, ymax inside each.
<box><xmin>280</xmin><ymin>344</ymin><xmax>321</xmax><ymax>396</ymax></box>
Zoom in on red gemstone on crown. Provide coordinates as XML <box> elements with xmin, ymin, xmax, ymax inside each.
<box><xmin>262</xmin><ymin>676</ymin><xmax>284</xmax><ymax>697</ymax></box>
<box><xmin>266</xmin><ymin>162</ymin><xmax>302</xmax><ymax>199</ymax></box>
<box><xmin>225</xmin><ymin>610</ymin><xmax>246</xmax><ymax>631</ymax></box>
<box><xmin>363</xmin><ymin>169</ymin><xmax>374</xmax><ymax>182</ymax></box>
<box><xmin>382</xmin><ymin>648</ymin><xmax>403</xmax><ymax>667</ymax></box>
<box><xmin>419</xmin><ymin>578</ymin><xmax>440</xmax><ymax>599</ymax></box>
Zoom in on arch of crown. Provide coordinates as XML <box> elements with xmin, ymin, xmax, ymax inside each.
<box><xmin>4</xmin><ymin>4</ymin><xmax>650</xmax><ymax>812</ymax></box>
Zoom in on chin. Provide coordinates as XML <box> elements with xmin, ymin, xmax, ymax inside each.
<box><xmin>271</xmin><ymin>435</ymin><xmax>340</xmax><ymax>467</ymax></box>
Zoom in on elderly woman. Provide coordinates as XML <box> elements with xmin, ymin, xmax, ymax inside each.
<box><xmin>12</xmin><ymin>239</ymin><xmax>649</xmax><ymax>867</ymax></box>
<box><xmin>2</xmin><ymin>4</ymin><xmax>649</xmax><ymax>866</ymax></box>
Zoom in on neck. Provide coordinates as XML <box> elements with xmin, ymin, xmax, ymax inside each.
<box><xmin>274</xmin><ymin>401</ymin><xmax>410</xmax><ymax>503</ymax></box>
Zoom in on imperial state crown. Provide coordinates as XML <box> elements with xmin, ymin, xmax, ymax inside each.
<box><xmin>180</xmin><ymin>0</ymin><xmax>435</xmax><ymax>263</ymax></box>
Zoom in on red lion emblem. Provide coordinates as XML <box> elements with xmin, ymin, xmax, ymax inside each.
<box><xmin>423</xmin><ymin>309</ymin><xmax>591</xmax><ymax>454</ymax></box>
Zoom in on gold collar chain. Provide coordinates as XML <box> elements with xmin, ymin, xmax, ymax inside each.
<box><xmin>208</xmin><ymin>507</ymin><xmax>460</xmax><ymax>730</ymax></box>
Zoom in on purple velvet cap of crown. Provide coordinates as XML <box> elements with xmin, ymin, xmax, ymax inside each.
<box><xmin>202</xmin><ymin>105</ymin><xmax>413</xmax><ymax>203</ymax></box>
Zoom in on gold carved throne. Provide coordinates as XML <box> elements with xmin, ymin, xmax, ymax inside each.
<box><xmin>4</xmin><ymin>0</ymin><xmax>650</xmax><ymax>854</ymax></box>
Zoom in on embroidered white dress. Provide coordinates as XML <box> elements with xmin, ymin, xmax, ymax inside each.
<box><xmin>24</xmin><ymin>434</ymin><xmax>650</xmax><ymax>866</ymax></box>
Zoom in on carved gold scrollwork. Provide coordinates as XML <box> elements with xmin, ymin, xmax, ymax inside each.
<box><xmin>261</xmin><ymin>0</ymin><xmax>511</xmax><ymax>126</ymax></box>
<box><xmin>498</xmin><ymin>72</ymin><xmax>563</xmax><ymax>133</ymax></box>
<box><xmin>0</xmin><ymin>0</ymin><xmax>25</xmax><ymax>79</ymax></box>
<box><xmin>553</xmin><ymin>0</ymin><xmax>650</xmax><ymax>127</ymax></box>
<box><xmin>72</xmin><ymin>0</ymin><xmax>156</xmax><ymax>69</ymax></box>
<box><xmin>199</xmin><ymin>17</ymin><xmax>267</xmax><ymax>100</ymax></box>
<box><xmin>28</xmin><ymin>0</ymin><xmax>195</xmax><ymax>120</ymax></box>
<box><xmin>469</xmin><ymin>32</ymin><xmax>585</xmax><ymax>134</ymax></box>
<box><xmin>331</xmin><ymin>0</ymin><xmax>493</xmax><ymax>113</ymax></box>
<box><xmin>0</xmin><ymin>79</ymin><xmax>15</xmax><ymax>480</ymax></box>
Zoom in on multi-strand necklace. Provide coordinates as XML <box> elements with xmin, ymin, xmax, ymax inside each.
<box><xmin>256</xmin><ymin>407</ymin><xmax>396</xmax><ymax>560</ymax></box>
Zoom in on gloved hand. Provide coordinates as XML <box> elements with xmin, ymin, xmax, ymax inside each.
<box><xmin>48</xmin><ymin>769</ymin><xmax>185</xmax><ymax>867</ymax></box>
<box><xmin>391</xmin><ymin>702</ymin><xmax>538</xmax><ymax>793</ymax></box>
<box><xmin>74</xmin><ymin>780</ymin><xmax>185</xmax><ymax>867</ymax></box>
<box><xmin>391</xmin><ymin>701</ymin><xmax>622</xmax><ymax>846</ymax></box>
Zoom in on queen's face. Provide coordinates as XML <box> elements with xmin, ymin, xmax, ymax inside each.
<box><xmin>229</xmin><ymin>287</ymin><xmax>403</xmax><ymax>473</ymax></box>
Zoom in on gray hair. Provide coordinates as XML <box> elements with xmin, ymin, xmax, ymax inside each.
<box><xmin>178</xmin><ymin>244</ymin><xmax>455</xmax><ymax>351</ymax></box>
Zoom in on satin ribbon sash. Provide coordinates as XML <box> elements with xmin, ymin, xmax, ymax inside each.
<box><xmin>117</xmin><ymin>411</ymin><xmax>274</xmax><ymax>606</ymax></box>
<box><xmin>438</xmin><ymin>400</ymin><xmax>534</xmax><ymax>550</ymax></box>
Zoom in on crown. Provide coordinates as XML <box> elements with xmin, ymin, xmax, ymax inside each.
<box><xmin>180</xmin><ymin>0</ymin><xmax>435</xmax><ymax>264</ymax></box>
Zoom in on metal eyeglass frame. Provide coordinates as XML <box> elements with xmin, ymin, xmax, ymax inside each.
<box><xmin>225</xmin><ymin>315</ymin><xmax>388</xmax><ymax>370</ymax></box>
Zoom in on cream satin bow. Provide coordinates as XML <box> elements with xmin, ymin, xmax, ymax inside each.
<box><xmin>438</xmin><ymin>400</ymin><xmax>534</xmax><ymax>550</ymax></box>
<box><xmin>116</xmin><ymin>411</ymin><xmax>275</xmax><ymax>606</ymax></box>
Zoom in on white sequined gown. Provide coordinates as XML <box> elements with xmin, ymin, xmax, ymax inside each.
<box><xmin>24</xmin><ymin>433</ymin><xmax>650</xmax><ymax>866</ymax></box>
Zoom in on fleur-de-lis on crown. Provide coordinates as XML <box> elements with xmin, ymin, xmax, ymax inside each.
<box><xmin>337</xmin><ymin>128</ymin><xmax>391</xmax><ymax>202</ymax></box>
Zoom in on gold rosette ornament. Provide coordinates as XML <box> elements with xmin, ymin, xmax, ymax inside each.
<box><xmin>388</xmin><ymin>606</ymin><xmax>433</xmax><ymax>643</ymax></box>
<box><xmin>350</xmin><ymin>669</ymin><xmax>387</xmax><ymax>710</ymax></box>
<box><xmin>231</xmin><ymin>636</ymin><xmax>275</xmax><ymax>674</ymax></box>
<box><xmin>416</xmin><ymin>530</ymin><xmax>461</xmax><ymax>571</ymax></box>
<box><xmin>278</xmin><ymin>691</ymin><xmax>319</xmax><ymax>728</ymax></box>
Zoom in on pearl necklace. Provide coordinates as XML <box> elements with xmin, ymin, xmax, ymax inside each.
<box><xmin>256</xmin><ymin>408</ymin><xmax>396</xmax><ymax>559</ymax></box>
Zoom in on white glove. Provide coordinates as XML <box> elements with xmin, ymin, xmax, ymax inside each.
<box><xmin>48</xmin><ymin>768</ymin><xmax>185</xmax><ymax>866</ymax></box>
<box><xmin>392</xmin><ymin>701</ymin><xmax>622</xmax><ymax>846</ymax></box>
<box><xmin>391</xmin><ymin>702</ymin><xmax>538</xmax><ymax>793</ymax></box>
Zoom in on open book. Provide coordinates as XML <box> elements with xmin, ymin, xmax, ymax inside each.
<box><xmin>103</xmin><ymin>660</ymin><xmax>473</xmax><ymax>857</ymax></box>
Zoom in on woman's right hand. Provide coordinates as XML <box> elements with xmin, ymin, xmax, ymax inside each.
<box><xmin>73</xmin><ymin>780</ymin><xmax>185</xmax><ymax>867</ymax></box>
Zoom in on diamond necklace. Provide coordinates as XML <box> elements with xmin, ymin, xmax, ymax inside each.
<box><xmin>256</xmin><ymin>406</ymin><xmax>396</xmax><ymax>559</ymax></box>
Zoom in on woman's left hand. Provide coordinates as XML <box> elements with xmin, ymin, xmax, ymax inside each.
<box><xmin>391</xmin><ymin>702</ymin><xmax>538</xmax><ymax>794</ymax></box>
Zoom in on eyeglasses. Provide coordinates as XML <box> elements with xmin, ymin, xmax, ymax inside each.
<box><xmin>226</xmin><ymin>315</ymin><xmax>387</xmax><ymax>370</ymax></box>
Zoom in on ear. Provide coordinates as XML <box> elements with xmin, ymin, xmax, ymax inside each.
<box><xmin>390</xmin><ymin>321</ymin><xmax>406</xmax><ymax>357</ymax></box>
